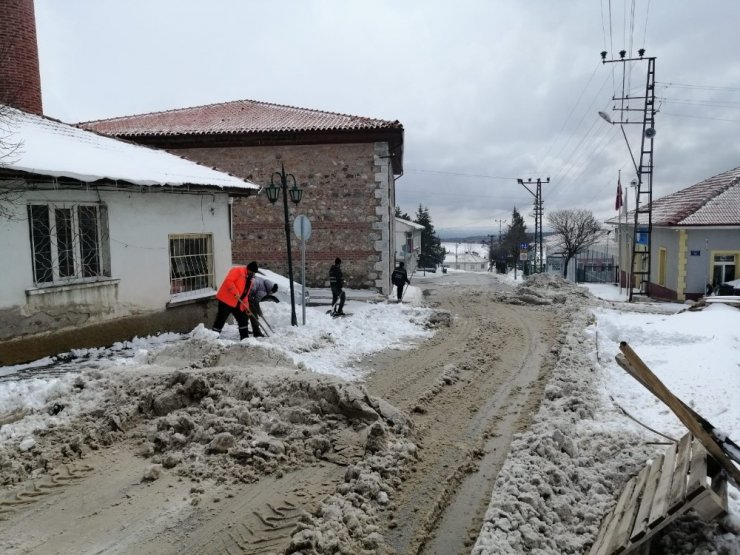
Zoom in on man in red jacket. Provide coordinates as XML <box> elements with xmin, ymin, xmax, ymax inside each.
<box><xmin>212</xmin><ymin>262</ymin><xmax>256</xmax><ymax>340</ymax></box>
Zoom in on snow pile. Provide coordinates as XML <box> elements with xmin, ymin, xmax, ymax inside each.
<box><xmin>474</xmin><ymin>276</ymin><xmax>653</xmax><ymax>553</ymax></box>
<box><xmin>0</xmin><ymin>338</ymin><xmax>417</xmax><ymax>490</ymax></box>
<box><xmin>474</xmin><ymin>275</ymin><xmax>740</xmax><ymax>554</ymax></box>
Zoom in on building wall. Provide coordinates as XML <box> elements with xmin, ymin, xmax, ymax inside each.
<box><xmin>394</xmin><ymin>219</ymin><xmax>422</xmax><ymax>273</ymax></box>
<box><xmin>0</xmin><ymin>0</ymin><xmax>43</xmax><ymax>114</ymax></box>
<box><xmin>648</xmin><ymin>226</ymin><xmax>740</xmax><ymax>300</ymax></box>
<box><xmin>0</xmin><ymin>184</ymin><xmax>234</xmax><ymax>361</ymax></box>
<box><xmin>651</xmin><ymin>228</ymin><xmax>680</xmax><ymax>295</ymax></box>
<box><xmin>174</xmin><ymin>142</ymin><xmax>395</xmax><ymax>293</ymax></box>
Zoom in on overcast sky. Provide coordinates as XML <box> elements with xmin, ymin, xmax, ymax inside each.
<box><xmin>35</xmin><ymin>0</ymin><xmax>740</xmax><ymax>236</ymax></box>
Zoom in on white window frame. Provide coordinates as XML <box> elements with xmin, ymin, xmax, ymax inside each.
<box><xmin>28</xmin><ymin>202</ymin><xmax>108</xmax><ymax>285</ymax></box>
<box><xmin>168</xmin><ymin>233</ymin><xmax>215</xmax><ymax>299</ymax></box>
<box><xmin>712</xmin><ymin>253</ymin><xmax>736</xmax><ymax>285</ymax></box>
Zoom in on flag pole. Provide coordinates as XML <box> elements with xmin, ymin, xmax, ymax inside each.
<box><xmin>617</xmin><ymin>170</ymin><xmax>623</xmax><ymax>295</ymax></box>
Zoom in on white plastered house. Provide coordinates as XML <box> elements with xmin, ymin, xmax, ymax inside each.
<box><xmin>394</xmin><ymin>217</ymin><xmax>424</xmax><ymax>274</ymax></box>
<box><xmin>0</xmin><ymin>107</ymin><xmax>259</xmax><ymax>364</ymax></box>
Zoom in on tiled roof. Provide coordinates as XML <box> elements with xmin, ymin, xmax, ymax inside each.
<box><xmin>652</xmin><ymin>166</ymin><xmax>740</xmax><ymax>225</ymax></box>
<box><xmin>79</xmin><ymin>99</ymin><xmax>403</xmax><ymax>137</ymax></box>
<box><xmin>608</xmin><ymin>166</ymin><xmax>740</xmax><ymax>226</ymax></box>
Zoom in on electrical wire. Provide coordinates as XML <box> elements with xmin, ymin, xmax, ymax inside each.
<box><xmin>535</xmin><ymin>62</ymin><xmax>602</xmax><ymax>176</ymax></box>
<box><xmin>657</xmin><ymin>81</ymin><xmax>740</xmax><ymax>93</ymax></box>
<box><xmin>641</xmin><ymin>0</ymin><xmax>651</xmax><ymax>50</ymax></box>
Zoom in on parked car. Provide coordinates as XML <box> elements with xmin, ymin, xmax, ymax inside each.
<box><xmin>419</xmin><ymin>267</ymin><xmax>437</xmax><ymax>273</ymax></box>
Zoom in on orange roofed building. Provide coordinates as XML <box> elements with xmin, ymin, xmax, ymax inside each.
<box><xmin>81</xmin><ymin>100</ymin><xmax>404</xmax><ymax>294</ymax></box>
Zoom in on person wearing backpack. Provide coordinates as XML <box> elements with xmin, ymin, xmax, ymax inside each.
<box><xmin>391</xmin><ymin>261</ymin><xmax>411</xmax><ymax>302</ymax></box>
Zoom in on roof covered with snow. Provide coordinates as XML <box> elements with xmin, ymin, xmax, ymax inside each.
<box><xmin>395</xmin><ymin>217</ymin><xmax>425</xmax><ymax>230</ymax></box>
<box><xmin>0</xmin><ymin>106</ymin><xmax>259</xmax><ymax>191</ymax></box>
<box><xmin>608</xmin><ymin>166</ymin><xmax>740</xmax><ymax>226</ymax></box>
<box><xmin>79</xmin><ymin>99</ymin><xmax>404</xmax><ymax>138</ymax></box>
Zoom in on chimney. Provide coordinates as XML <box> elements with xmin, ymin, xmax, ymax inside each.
<box><xmin>0</xmin><ymin>0</ymin><xmax>43</xmax><ymax>115</ymax></box>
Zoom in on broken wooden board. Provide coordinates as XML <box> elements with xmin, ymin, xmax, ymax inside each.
<box><xmin>617</xmin><ymin>342</ymin><xmax>740</xmax><ymax>487</ymax></box>
<box><xmin>588</xmin><ymin>434</ymin><xmax>728</xmax><ymax>555</ymax></box>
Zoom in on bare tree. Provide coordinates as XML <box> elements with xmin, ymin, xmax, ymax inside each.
<box><xmin>547</xmin><ymin>209</ymin><xmax>603</xmax><ymax>278</ymax></box>
<box><xmin>0</xmin><ymin>102</ymin><xmax>25</xmax><ymax>220</ymax></box>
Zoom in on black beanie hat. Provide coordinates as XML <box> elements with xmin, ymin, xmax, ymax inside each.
<box><xmin>247</xmin><ymin>261</ymin><xmax>259</xmax><ymax>273</ymax></box>
<box><xmin>335</xmin><ymin>258</ymin><xmax>341</xmax><ymax>265</ymax></box>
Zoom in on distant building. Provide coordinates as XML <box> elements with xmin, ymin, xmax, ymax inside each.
<box><xmin>444</xmin><ymin>250</ymin><xmax>488</xmax><ymax>272</ymax></box>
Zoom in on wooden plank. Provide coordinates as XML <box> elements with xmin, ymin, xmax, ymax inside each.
<box><xmin>618</xmin><ymin>343</ymin><xmax>740</xmax><ymax>488</ymax></box>
<box><xmin>687</xmin><ymin>437</ymin><xmax>708</xmax><ymax>497</ymax></box>
<box><xmin>647</xmin><ymin>440</ymin><xmax>678</xmax><ymax>528</ymax></box>
<box><xmin>667</xmin><ymin>433</ymin><xmax>691</xmax><ymax>512</ymax></box>
<box><xmin>609</xmin><ymin>465</ymin><xmax>649</xmax><ymax>554</ymax></box>
<box><xmin>630</xmin><ymin>454</ymin><xmax>663</xmax><ymax>541</ymax></box>
<box><xmin>590</xmin><ymin>476</ymin><xmax>639</xmax><ymax>555</ymax></box>
<box><xmin>690</xmin><ymin>487</ymin><xmax>727</xmax><ymax>521</ymax></box>
<box><xmin>589</xmin><ymin>504</ymin><xmax>620</xmax><ymax>555</ymax></box>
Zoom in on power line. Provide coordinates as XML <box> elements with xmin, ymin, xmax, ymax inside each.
<box><xmin>405</xmin><ymin>168</ymin><xmax>517</xmax><ymax>180</ymax></box>
<box><xmin>536</xmin><ymin>62</ymin><xmax>602</xmax><ymax>175</ymax></box>
<box><xmin>656</xmin><ymin>82</ymin><xmax>740</xmax><ymax>93</ymax></box>
<box><xmin>660</xmin><ymin>111</ymin><xmax>740</xmax><ymax>124</ymax></box>
<box><xmin>658</xmin><ymin>97</ymin><xmax>740</xmax><ymax>109</ymax></box>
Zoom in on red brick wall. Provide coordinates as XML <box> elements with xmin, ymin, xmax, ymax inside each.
<box><xmin>176</xmin><ymin>143</ymin><xmax>388</xmax><ymax>289</ymax></box>
<box><xmin>0</xmin><ymin>0</ymin><xmax>43</xmax><ymax>114</ymax></box>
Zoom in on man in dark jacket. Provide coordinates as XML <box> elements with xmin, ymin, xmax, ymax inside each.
<box><xmin>329</xmin><ymin>257</ymin><xmax>346</xmax><ymax>315</ymax></box>
<box><xmin>391</xmin><ymin>261</ymin><xmax>411</xmax><ymax>301</ymax></box>
<box><xmin>246</xmin><ymin>261</ymin><xmax>278</xmax><ymax>337</ymax></box>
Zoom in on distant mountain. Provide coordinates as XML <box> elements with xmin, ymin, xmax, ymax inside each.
<box><xmin>438</xmin><ymin>228</ymin><xmax>494</xmax><ymax>241</ymax></box>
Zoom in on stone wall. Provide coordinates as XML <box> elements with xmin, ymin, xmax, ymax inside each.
<box><xmin>176</xmin><ymin>142</ymin><xmax>395</xmax><ymax>292</ymax></box>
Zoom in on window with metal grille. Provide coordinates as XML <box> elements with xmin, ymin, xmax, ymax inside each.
<box><xmin>169</xmin><ymin>234</ymin><xmax>214</xmax><ymax>296</ymax></box>
<box><xmin>28</xmin><ymin>203</ymin><xmax>109</xmax><ymax>285</ymax></box>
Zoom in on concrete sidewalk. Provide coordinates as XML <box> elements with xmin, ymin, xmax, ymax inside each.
<box><xmin>306</xmin><ymin>287</ymin><xmax>386</xmax><ymax>307</ymax></box>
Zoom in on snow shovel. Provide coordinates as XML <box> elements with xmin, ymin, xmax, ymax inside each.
<box><xmin>400</xmin><ymin>269</ymin><xmax>416</xmax><ymax>302</ymax></box>
<box><xmin>236</xmin><ymin>298</ymin><xmax>270</xmax><ymax>338</ymax></box>
<box><xmin>257</xmin><ymin>311</ymin><xmax>274</xmax><ymax>334</ymax></box>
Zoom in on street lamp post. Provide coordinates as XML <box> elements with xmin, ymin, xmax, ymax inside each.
<box><xmin>264</xmin><ymin>163</ymin><xmax>303</xmax><ymax>326</ymax></box>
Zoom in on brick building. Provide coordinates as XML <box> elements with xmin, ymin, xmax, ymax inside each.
<box><xmin>81</xmin><ymin>101</ymin><xmax>404</xmax><ymax>293</ymax></box>
<box><xmin>0</xmin><ymin>0</ymin><xmax>43</xmax><ymax>114</ymax></box>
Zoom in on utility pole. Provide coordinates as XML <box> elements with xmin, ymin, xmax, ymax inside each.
<box><xmin>494</xmin><ymin>219</ymin><xmax>506</xmax><ymax>273</ymax></box>
<box><xmin>600</xmin><ymin>48</ymin><xmax>656</xmax><ymax>301</ymax></box>
<box><xmin>486</xmin><ymin>234</ymin><xmax>495</xmax><ymax>271</ymax></box>
<box><xmin>517</xmin><ymin>177</ymin><xmax>549</xmax><ymax>273</ymax></box>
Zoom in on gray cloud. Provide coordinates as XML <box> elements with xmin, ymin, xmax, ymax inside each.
<box><xmin>35</xmin><ymin>0</ymin><xmax>740</xmax><ymax>235</ymax></box>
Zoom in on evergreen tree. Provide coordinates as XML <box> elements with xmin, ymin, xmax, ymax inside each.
<box><xmin>414</xmin><ymin>204</ymin><xmax>446</xmax><ymax>267</ymax></box>
<box><xmin>394</xmin><ymin>206</ymin><xmax>412</xmax><ymax>221</ymax></box>
<box><xmin>503</xmin><ymin>207</ymin><xmax>528</xmax><ymax>268</ymax></box>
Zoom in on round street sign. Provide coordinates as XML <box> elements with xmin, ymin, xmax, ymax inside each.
<box><xmin>293</xmin><ymin>214</ymin><xmax>312</xmax><ymax>241</ymax></box>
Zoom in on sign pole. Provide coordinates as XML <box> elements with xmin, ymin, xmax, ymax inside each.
<box><xmin>301</xmin><ymin>232</ymin><xmax>306</xmax><ymax>325</ymax></box>
<box><xmin>293</xmin><ymin>215</ymin><xmax>312</xmax><ymax>326</ymax></box>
